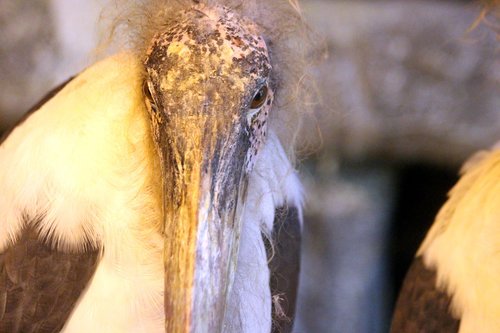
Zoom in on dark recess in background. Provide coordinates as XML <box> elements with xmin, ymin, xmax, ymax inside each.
<box><xmin>389</xmin><ymin>163</ymin><xmax>458</xmax><ymax>309</ymax></box>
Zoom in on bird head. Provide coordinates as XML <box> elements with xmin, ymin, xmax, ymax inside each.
<box><xmin>142</xmin><ymin>3</ymin><xmax>275</xmax><ymax>331</ymax></box>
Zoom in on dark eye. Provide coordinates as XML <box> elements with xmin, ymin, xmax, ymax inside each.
<box><xmin>250</xmin><ymin>85</ymin><xmax>268</xmax><ymax>109</ymax></box>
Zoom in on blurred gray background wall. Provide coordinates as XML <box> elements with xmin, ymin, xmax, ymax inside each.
<box><xmin>0</xmin><ymin>1</ymin><xmax>498</xmax><ymax>332</ymax></box>
<box><xmin>297</xmin><ymin>2</ymin><xmax>497</xmax><ymax>332</ymax></box>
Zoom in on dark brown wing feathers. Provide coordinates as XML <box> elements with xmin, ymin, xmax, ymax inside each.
<box><xmin>0</xmin><ymin>225</ymin><xmax>100</xmax><ymax>333</ymax></box>
<box><xmin>391</xmin><ymin>256</ymin><xmax>460</xmax><ymax>333</ymax></box>
<box><xmin>265</xmin><ymin>206</ymin><xmax>301</xmax><ymax>333</ymax></box>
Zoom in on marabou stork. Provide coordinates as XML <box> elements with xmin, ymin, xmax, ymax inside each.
<box><xmin>0</xmin><ymin>1</ymin><xmax>308</xmax><ymax>332</ymax></box>
<box><xmin>391</xmin><ymin>144</ymin><xmax>500</xmax><ymax>333</ymax></box>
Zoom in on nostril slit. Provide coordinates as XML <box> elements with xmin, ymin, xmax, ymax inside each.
<box><xmin>143</xmin><ymin>81</ymin><xmax>153</xmax><ymax>101</ymax></box>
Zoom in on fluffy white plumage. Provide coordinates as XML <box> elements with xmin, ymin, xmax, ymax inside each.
<box><xmin>0</xmin><ymin>52</ymin><xmax>302</xmax><ymax>333</ymax></box>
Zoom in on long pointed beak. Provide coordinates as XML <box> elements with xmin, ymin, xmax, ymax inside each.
<box><xmin>141</xmin><ymin>4</ymin><xmax>272</xmax><ymax>330</ymax></box>
<box><xmin>160</xmin><ymin>112</ymin><xmax>249</xmax><ymax>332</ymax></box>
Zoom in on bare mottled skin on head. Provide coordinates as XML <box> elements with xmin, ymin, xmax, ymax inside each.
<box><xmin>246</xmin><ymin>88</ymin><xmax>273</xmax><ymax>171</ymax></box>
<box><xmin>145</xmin><ymin>5</ymin><xmax>271</xmax><ymax>93</ymax></box>
<box><xmin>143</xmin><ymin>4</ymin><xmax>273</xmax><ymax>173</ymax></box>
<box><xmin>105</xmin><ymin>0</ymin><xmax>314</xmax><ymax>163</ymax></box>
